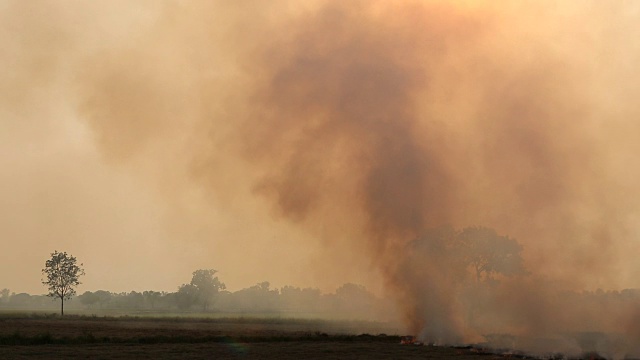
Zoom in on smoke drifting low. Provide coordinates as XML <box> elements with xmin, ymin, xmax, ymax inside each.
<box><xmin>4</xmin><ymin>0</ymin><xmax>640</xmax><ymax>356</ymax></box>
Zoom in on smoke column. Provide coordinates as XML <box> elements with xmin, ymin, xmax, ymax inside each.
<box><xmin>4</xmin><ymin>0</ymin><xmax>640</xmax><ymax>356</ymax></box>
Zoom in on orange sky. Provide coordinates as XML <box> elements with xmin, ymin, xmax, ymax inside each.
<box><xmin>2</xmin><ymin>1</ymin><xmax>640</xmax><ymax>302</ymax></box>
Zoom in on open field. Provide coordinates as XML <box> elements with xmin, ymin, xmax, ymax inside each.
<box><xmin>0</xmin><ymin>313</ymin><xmax>511</xmax><ymax>359</ymax></box>
<box><xmin>0</xmin><ymin>343</ymin><xmax>497</xmax><ymax>360</ymax></box>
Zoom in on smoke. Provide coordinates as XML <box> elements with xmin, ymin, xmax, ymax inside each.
<box><xmin>4</xmin><ymin>0</ymin><xmax>640</xmax><ymax>356</ymax></box>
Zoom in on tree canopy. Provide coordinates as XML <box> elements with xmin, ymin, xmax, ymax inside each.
<box><xmin>455</xmin><ymin>226</ymin><xmax>527</xmax><ymax>283</ymax></box>
<box><xmin>41</xmin><ymin>250</ymin><xmax>85</xmax><ymax>315</ymax></box>
<box><xmin>408</xmin><ymin>225</ymin><xmax>527</xmax><ymax>284</ymax></box>
<box><xmin>180</xmin><ymin>269</ymin><xmax>226</xmax><ymax>311</ymax></box>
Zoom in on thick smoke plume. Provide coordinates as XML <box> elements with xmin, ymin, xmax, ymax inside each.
<box><xmin>4</xmin><ymin>0</ymin><xmax>640</xmax><ymax>356</ymax></box>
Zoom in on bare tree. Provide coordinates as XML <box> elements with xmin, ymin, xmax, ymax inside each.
<box><xmin>41</xmin><ymin>251</ymin><xmax>85</xmax><ymax>316</ymax></box>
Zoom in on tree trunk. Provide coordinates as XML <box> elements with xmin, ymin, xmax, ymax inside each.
<box><xmin>61</xmin><ymin>297</ymin><xmax>64</xmax><ymax>316</ymax></box>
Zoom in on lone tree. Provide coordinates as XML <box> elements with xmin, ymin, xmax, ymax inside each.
<box><xmin>455</xmin><ymin>226</ymin><xmax>527</xmax><ymax>283</ymax></box>
<box><xmin>41</xmin><ymin>251</ymin><xmax>85</xmax><ymax>316</ymax></box>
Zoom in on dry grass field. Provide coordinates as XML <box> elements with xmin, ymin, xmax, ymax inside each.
<box><xmin>0</xmin><ymin>314</ymin><xmax>510</xmax><ymax>359</ymax></box>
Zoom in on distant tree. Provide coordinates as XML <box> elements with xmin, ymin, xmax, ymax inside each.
<box><xmin>335</xmin><ymin>283</ymin><xmax>368</xmax><ymax>298</ymax></box>
<box><xmin>410</xmin><ymin>226</ymin><xmax>457</xmax><ymax>253</ymax></box>
<box><xmin>176</xmin><ymin>283</ymin><xmax>199</xmax><ymax>310</ymax></box>
<box><xmin>143</xmin><ymin>291</ymin><xmax>162</xmax><ymax>309</ymax></box>
<box><xmin>334</xmin><ymin>283</ymin><xmax>376</xmax><ymax>315</ymax></box>
<box><xmin>455</xmin><ymin>226</ymin><xmax>527</xmax><ymax>283</ymax></box>
<box><xmin>280</xmin><ymin>286</ymin><xmax>321</xmax><ymax>312</ymax></box>
<box><xmin>231</xmin><ymin>281</ymin><xmax>280</xmax><ymax>312</ymax></box>
<box><xmin>78</xmin><ymin>291</ymin><xmax>99</xmax><ymax>309</ymax></box>
<box><xmin>127</xmin><ymin>291</ymin><xmax>144</xmax><ymax>309</ymax></box>
<box><xmin>406</xmin><ymin>226</ymin><xmax>469</xmax><ymax>283</ymax></box>
<box><xmin>190</xmin><ymin>269</ymin><xmax>225</xmax><ymax>311</ymax></box>
<box><xmin>0</xmin><ymin>288</ymin><xmax>9</xmax><ymax>304</ymax></box>
<box><xmin>9</xmin><ymin>293</ymin><xmax>33</xmax><ymax>307</ymax></box>
<box><xmin>41</xmin><ymin>251</ymin><xmax>85</xmax><ymax>316</ymax></box>
<box><xmin>254</xmin><ymin>281</ymin><xmax>270</xmax><ymax>291</ymax></box>
<box><xmin>93</xmin><ymin>290</ymin><xmax>112</xmax><ymax>309</ymax></box>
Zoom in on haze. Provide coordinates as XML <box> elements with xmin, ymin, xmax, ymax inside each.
<box><xmin>2</xmin><ymin>0</ymin><xmax>640</xmax><ymax>353</ymax></box>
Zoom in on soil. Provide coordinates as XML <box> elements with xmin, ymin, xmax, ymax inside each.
<box><xmin>0</xmin><ymin>316</ymin><xmax>510</xmax><ymax>359</ymax></box>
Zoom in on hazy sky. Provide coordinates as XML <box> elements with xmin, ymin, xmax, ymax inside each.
<box><xmin>0</xmin><ymin>1</ymin><xmax>329</xmax><ymax>294</ymax></box>
<box><xmin>2</xmin><ymin>0</ymin><xmax>640</xmax><ymax>305</ymax></box>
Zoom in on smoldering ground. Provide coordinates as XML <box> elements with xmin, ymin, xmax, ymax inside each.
<box><xmin>3</xmin><ymin>0</ymin><xmax>640</xmax><ymax>357</ymax></box>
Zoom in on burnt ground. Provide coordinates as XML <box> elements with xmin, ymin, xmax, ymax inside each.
<box><xmin>0</xmin><ymin>342</ymin><xmax>502</xmax><ymax>360</ymax></box>
<box><xmin>0</xmin><ymin>315</ymin><xmax>511</xmax><ymax>359</ymax></box>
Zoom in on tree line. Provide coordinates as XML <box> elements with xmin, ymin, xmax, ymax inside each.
<box><xmin>15</xmin><ymin>225</ymin><xmax>532</xmax><ymax>317</ymax></box>
<box><xmin>0</xmin><ymin>280</ymin><xmax>390</xmax><ymax>320</ymax></box>
<box><xmin>7</xmin><ymin>250</ymin><xmax>393</xmax><ymax>319</ymax></box>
